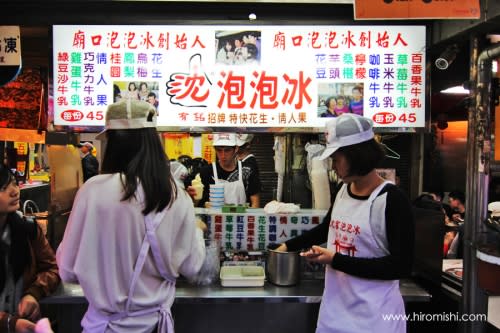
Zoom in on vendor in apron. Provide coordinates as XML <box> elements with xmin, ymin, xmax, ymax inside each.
<box><xmin>191</xmin><ymin>133</ymin><xmax>254</xmax><ymax>208</ymax></box>
<box><xmin>274</xmin><ymin>114</ymin><xmax>415</xmax><ymax>333</ymax></box>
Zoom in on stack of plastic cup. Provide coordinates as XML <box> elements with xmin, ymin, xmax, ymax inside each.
<box><xmin>209</xmin><ymin>184</ymin><xmax>225</xmax><ymax>209</ymax></box>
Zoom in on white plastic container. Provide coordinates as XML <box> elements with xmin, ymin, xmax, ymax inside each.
<box><xmin>310</xmin><ymin>158</ymin><xmax>331</xmax><ymax>210</ymax></box>
<box><xmin>220</xmin><ymin>266</ymin><xmax>265</xmax><ymax>287</ymax></box>
<box><xmin>209</xmin><ymin>183</ymin><xmax>225</xmax><ymax>208</ymax></box>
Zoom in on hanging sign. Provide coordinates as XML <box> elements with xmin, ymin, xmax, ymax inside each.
<box><xmin>354</xmin><ymin>0</ymin><xmax>481</xmax><ymax>20</ymax></box>
<box><xmin>0</xmin><ymin>26</ymin><xmax>21</xmax><ymax>85</ymax></box>
<box><xmin>0</xmin><ymin>26</ymin><xmax>21</xmax><ymax>66</ymax></box>
<box><xmin>163</xmin><ymin>133</ymin><xmax>193</xmax><ymax>160</ymax></box>
<box><xmin>53</xmin><ymin>25</ymin><xmax>426</xmax><ymax>129</ymax></box>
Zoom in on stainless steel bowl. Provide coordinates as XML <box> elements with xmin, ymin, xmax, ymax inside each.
<box><xmin>266</xmin><ymin>246</ymin><xmax>300</xmax><ymax>286</ymax></box>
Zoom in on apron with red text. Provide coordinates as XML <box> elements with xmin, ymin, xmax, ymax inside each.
<box><xmin>316</xmin><ymin>181</ymin><xmax>405</xmax><ymax>333</ymax></box>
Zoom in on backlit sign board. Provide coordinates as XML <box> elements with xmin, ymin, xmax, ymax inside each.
<box><xmin>52</xmin><ymin>25</ymin><xmax>426</xmax><ymax>129</ymax></box>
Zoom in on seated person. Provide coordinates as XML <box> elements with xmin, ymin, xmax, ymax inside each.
<box><xmin>0</xmin><ymin>163</ymin><xmax>60</xmax><ymax>332</ymax></box>
<box><xmin>444</xmin><ymin>223</ymin><xmax>463</xmax><ymax>259</ymax></box>
<box><xmin>428</xmin><ymin>190</ymin><xmax>453</xmax><ymax>220</ymax></box>
<box><xmin>448</xmin><ymin>190</ymin><xmax>466</xmax><ymax>224</ymax></box>
<box><xmin>444</xmin><ymin>190</ymin><xmax>466</xmax><ymax>258</ymax></box>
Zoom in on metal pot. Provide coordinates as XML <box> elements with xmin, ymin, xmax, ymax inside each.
<box><xmin>266</xmin><ymin>245</ymin><xmax>300</xmax><ymax>286</ymax></box>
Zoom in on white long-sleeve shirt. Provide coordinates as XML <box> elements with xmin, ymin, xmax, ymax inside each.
<box><xmin>56</xmin><ymin>173</ymin><xmax>205</xmax><ymax>332</ymax></box>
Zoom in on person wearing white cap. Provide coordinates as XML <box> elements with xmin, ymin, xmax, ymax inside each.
<box><xmin>236</xmin><ymin>133</ymin><xmax>256</xmax><ymax>166</ymax></box>
<box><xmin>78</xmin><ymin>141</ymin><xmax>99</xmax><ymax>182</ymax></box>
<box><xmin>189</xmin><ymin>132</ymin><xmax>260</xmax><ymax>208</ymax></box>
<box><xmin>236</xmin><ymin>133</ymin><xmax>261</xmax><ymax>207</ymax></box>
<box><xmin>274</xmin><ymin>114</ymin><xmax>415</xmax><ymax>333</ymax></box>
<box><xmin>57</xmin><ymin>99</ymin><xmax>206</xmax><ymax>333</ymax></box>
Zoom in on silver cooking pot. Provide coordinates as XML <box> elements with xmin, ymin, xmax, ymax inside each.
<box><xmin>266</xmin><ymin>245</ymin><xmax>300</xmax><ymax>286</ymax></box>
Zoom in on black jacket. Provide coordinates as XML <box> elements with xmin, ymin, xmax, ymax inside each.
<box><xmin>82</xmin><ymin>154</ymin><xmax>99</xmax><ymax>182</ymax></box>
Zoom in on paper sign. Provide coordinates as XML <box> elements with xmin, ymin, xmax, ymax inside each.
<box><xmin>0</xmin><ymin>26</ymin><xmax>21</xmax><ymax>66</ymax></box>
<box><xmin>355</xmin><ymin>0</ymin><xmax>481</xmax><ymax>20</ymax></box>
<box><xmin>163</xmin><ymin>133</ymin><xmax>193</xmax><ymax>160</ymax></box>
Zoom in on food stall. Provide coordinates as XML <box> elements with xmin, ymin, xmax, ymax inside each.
<box><xmin>2</xmin><ymin>2</ymin><xmax>496</xmax><ymax>326</ymax></box>
<box><xmin>32</xmin><ymin>22</ymin><xmax>436</xmax><ymax>332</ymax></box>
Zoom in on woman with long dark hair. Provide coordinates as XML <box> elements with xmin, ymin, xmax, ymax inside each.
<box><xmin>57</xmin><ymin>99</ymin><xmax>206</xmax><ymax>332</ymax></box>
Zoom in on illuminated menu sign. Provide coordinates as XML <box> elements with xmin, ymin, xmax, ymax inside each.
<box><xmin>52</xmin><ymin>25</ymin><xmax>426</xmax><ymax>129</ymax></box>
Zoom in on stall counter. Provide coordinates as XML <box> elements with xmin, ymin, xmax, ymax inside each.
<box><xmin>41</xmin><ymin>279</ymin><xmax>431</xmax><ymax>305</ymax></box>
<box><xmin>41</xmin><ymin>279</ymin><xmax>430</xmax><ymax>333</ymax></box>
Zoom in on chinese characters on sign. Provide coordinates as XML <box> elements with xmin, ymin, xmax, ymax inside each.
<box><xmin>206</xmin><ymin>211</ymin><xmax>325</xmax><ymax>251</ymax></box>
<box><xmin>53</xmin><ymin>25</ymin><xmax>426</xmax><ymax>129</ymax></box>
<box><xmin>0</xmin><ymin>26</ymin><xmax>21</xmax><ymax>66</ymax></box>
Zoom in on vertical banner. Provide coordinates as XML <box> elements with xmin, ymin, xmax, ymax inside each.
<box><xmin>14</xmin><ymin>142</ymin><xmax>28</xmax><ymax>182</ymax></box>
<box><xmin>201</xmin><ymin>134</ymin><xmax>216</xmax><ymax>164</ymax></box>
<box><xmin>163</xmin><ymin>133</ymin><xmax>193</xmax><ymax>160</ymax></box>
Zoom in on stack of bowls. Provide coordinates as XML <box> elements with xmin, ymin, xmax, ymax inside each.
<box><xmin>209</xmin><ymin>184</ymin><xmax>225</xmax><ymax>208</ymax></box>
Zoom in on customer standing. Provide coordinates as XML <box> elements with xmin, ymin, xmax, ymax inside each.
<box><xmin>0</xmin><ymin>163</ymin><xmax>60</xmax><ymax>333</ymax></box>
<box><xmin>78</xmin><ymin>142</ymin><xmax>99</xmax><ymax>183</ymax></box>
<box><xmin>57</xmin><ymin>100</ymin><xmax>206</xmax><ymax>333</ymax></box>
<box><xmin>275</xmin><ymin>114</ymin><xmax>414</xmax><ymax>333</ymax></box>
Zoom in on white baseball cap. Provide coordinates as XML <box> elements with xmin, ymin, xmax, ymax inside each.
<box><xmin>236</xmin><ymin>134</ymin><xmax>254</xmax><ymax>147</ymax></box>
<box><xmin>488</xmin><ymin>202</ymin><xmax>500</xmax><ymax>217</ymax></box>
<box><xmin>78</xmin><ymin>142</ymin><xmax>94</xmax><ymax>150</ymax></box>
<box><xmin>96</xmin><ymin>99</ymin><xmax>157</xmax><ymax>140</ymax></box>
<box><xmin>318</xmin><ymin>113</ymin><xmax>374</xmax><ymax>160</ymax></box>
<box><xmin>213</xmin><ymin>133</ymin><xmax>237</xmax><ymax>147</ymax></box>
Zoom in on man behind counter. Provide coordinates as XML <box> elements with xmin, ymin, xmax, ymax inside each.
<box><xmin>188</xmin><ymin>133</ymin><xmax>260</xmax><ymax>208</ymax></box>
<box><xmin>78</xmin><ymin>142</ymin><xmax>99</xmax><ymax>182</ymax></box>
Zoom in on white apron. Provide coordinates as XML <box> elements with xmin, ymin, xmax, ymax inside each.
<box><xmin>316</xmin><ymin>181</ymin><xmax>406</xmax><ymax>333</ymax></box>
<box><xmin>81</xmin><ymin>201</ymin><xmax>176</xmax><ymax>333</ymax></box>
<box><xmin>212</xmin><ymin>160</ymin><xmax>246</xmax><ymax>205</ymax></box>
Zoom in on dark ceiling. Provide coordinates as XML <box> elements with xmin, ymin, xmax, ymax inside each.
<box><xmin>5</xmin><ymin>1</ymin><xmax>500</xmax><ymax>123</ymax></box>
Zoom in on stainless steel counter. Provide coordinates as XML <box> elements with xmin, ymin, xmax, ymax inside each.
<box><xmin>41</xmin><ymin>278</ymin><xmax>431</xmax><ymax>305</ymax></box>
<box><xmin>40</xmin><ymin>279</ymin><xmax>431</xmax><ymax>333</ymax></box>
